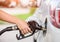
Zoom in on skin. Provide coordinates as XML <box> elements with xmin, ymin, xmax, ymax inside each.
<box><xmin>0</xmin><ymin>10</ymin><xmax>32</xmax><ymax>35</ymax></box>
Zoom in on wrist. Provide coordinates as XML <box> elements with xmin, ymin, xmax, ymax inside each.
<box><xmin>15</xmin><ymin>19</ymin><xmax>24</xmax><ymax>25</ymax></box>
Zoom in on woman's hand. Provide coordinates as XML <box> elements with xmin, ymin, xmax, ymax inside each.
<box><xmin>0</xmin><ymin>10</ymin><xmax>31</xmax><ymax>35</ymax></box>
<box><xmin>16</xmin><ymin>20</ymin><xmax>32</xmax><ymax>35</ymax></box>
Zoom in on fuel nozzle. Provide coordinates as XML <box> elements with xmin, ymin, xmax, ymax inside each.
<box><xmin>28</xmin><ymin>18</ymin><xmax>47</xmax><ymax>31</ymax></box>
<box><xmin>28</xmin><ymin>21</ymin><xmax>42</xmax><ymax>31</ymax></box>
<box><xmin>0</xmin><ymin>18</ymin><xmax>47</xmax><ymax>40</ymax></box>
<box><xmin>16</xmin><ymin>18</ymin><xmax>47</xmax><ymax>40</ymax></box>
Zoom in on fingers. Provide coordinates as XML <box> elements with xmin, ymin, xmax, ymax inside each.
<box><xmin>20</xmin><ymin>27</ymin><xmax>32</xmax><ymax>35</ymax></box>
<box><xmin>27</xmin><ymin>27</ymin><xmax>32</xmax><ymax>33</ymax></box>
<box><xmin>22</xmin><ymin>28</ymin><xmax>28</xmax><ymax>34</ymax></box>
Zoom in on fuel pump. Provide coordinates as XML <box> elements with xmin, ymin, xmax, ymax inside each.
<box><xmin>0</xmin><ymin>18</ymin><xmax>47</xmax><ymax>41</ymax></box>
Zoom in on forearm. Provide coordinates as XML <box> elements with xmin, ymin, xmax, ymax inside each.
<box><xmin>0</xmin><ymin>10</ymin><xmax>23</xmax><ymax>24</ymax></box>
<box><xmin>0</xmin><ymin>10</ymin><xmax>32</xmax><ymax>34</ymax></box>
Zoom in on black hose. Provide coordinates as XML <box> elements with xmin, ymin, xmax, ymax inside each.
<box><xmin>0</xmin><ymin>26</ymin><xmax>18</xmax><ymax>35</ymax></box>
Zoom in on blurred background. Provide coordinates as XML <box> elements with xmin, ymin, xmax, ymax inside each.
<box><xmin>0</xmin><ymin>0</ymin><xmax>40</xmax><ymax>8</ymax></box>
<box><xmin>0</xmin><ymin>0</ymin><xmax>41</xmax><ymax>24</ymax></box>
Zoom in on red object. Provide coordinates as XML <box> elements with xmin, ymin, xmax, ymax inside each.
<box><xmin>50</xmin><ymin>9</ymin><xmax>60</xmax><ymax>28</ymax></box>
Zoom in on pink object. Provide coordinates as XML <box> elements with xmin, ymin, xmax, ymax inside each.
<box><xmin>50</xmin><ymin>8</ymin><xmax>60</xmax><ymax>28</ymax></box>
